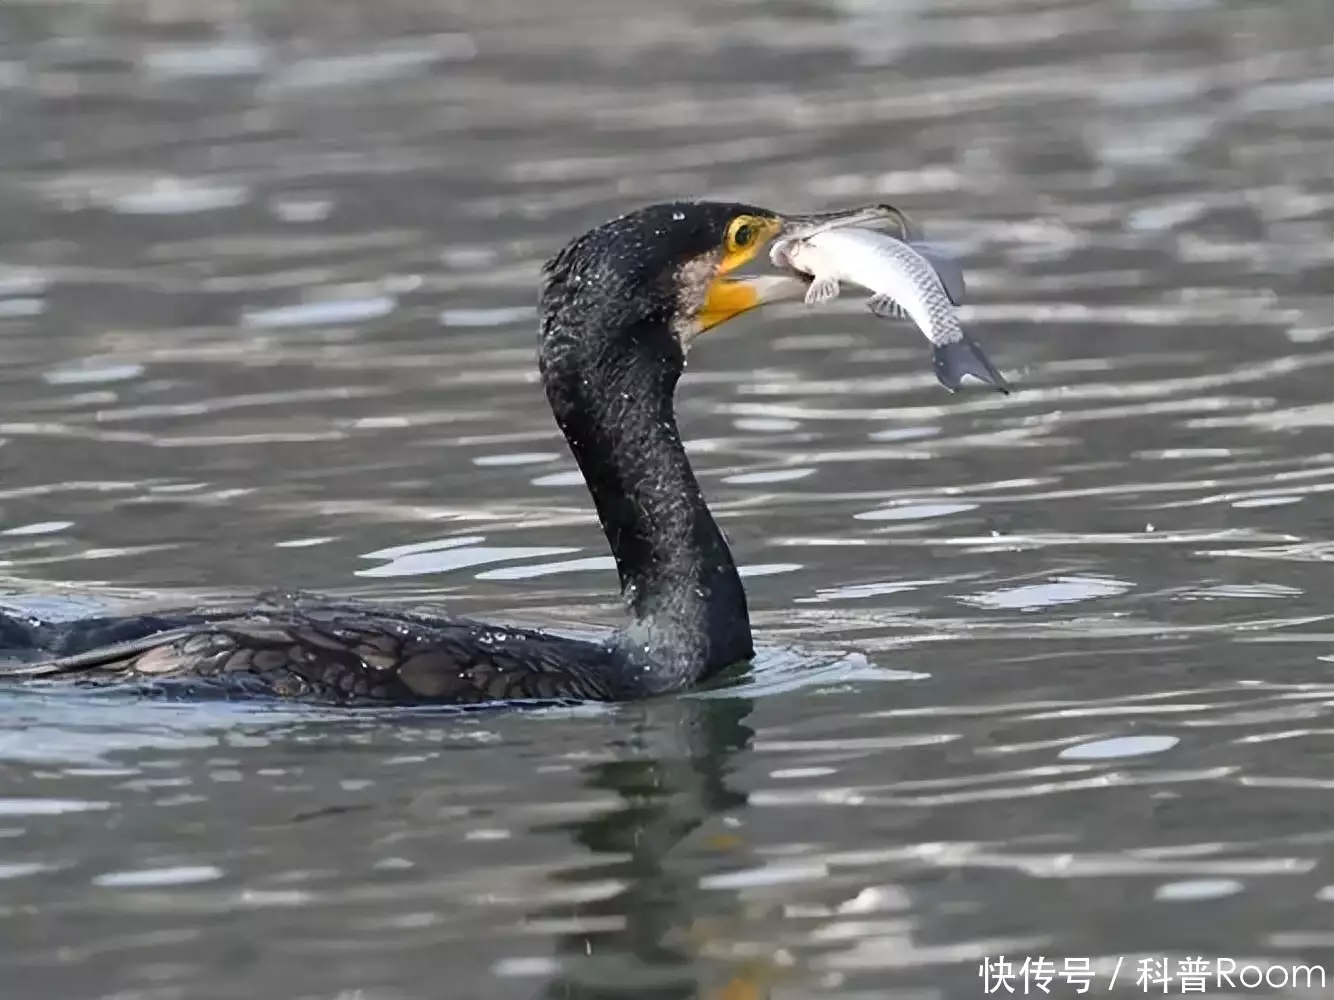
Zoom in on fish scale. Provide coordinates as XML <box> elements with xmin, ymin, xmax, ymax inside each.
<box><xmin>806</xmin><ymin>229</ymin><xmax>961</xmax><ymax>344</ymax></box>
<box><xmin>776</xmin><ymin>227</ymin><xmax>1011</xmax><ymax>394</ymax></box>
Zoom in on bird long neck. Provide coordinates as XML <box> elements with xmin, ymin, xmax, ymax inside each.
<box><xmin>541</xmin><ymin>323</ymin><xmax>753</xmax><ymax>695</ymax></box>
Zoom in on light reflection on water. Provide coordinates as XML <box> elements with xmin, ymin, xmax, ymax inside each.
<box><xmin>0</xmin><ymin>0</ymin><xmax>1332</xmax><ymax>996</ymax></box>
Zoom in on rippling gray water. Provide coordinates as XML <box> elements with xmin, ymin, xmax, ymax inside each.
<box><xmin>2</xmin><ymin>0</ymin><xmax>1333</xmax><ymax>996</ymax></box>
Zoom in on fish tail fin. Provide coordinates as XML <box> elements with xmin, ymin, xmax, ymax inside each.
<box><xmin>932</xmin><ymin>330</ymin><xmax>1011</xmax><ymax>394</ymax></box>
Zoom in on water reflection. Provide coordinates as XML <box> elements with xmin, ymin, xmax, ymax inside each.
<box><xmin>528</xmin><ymin>698</ymin><xmax>757</xmax><ymax>999</ymax></box>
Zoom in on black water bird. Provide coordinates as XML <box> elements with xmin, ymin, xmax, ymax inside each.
<box><xmin>0</xmin><ymin>201</ymin><xmax>903</xmax><ymax>705</ymax></box>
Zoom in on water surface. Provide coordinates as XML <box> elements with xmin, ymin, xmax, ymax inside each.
<box><xmin>1</xmin><ymin>0</ymin><xmax>1333</xmax><ymax>996</ymax></box>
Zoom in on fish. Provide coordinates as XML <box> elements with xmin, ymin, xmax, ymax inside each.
<box><xmin>770</xmin><ymin>227</ymin><xmax>1010</xmax><ymax>394</ymax></box>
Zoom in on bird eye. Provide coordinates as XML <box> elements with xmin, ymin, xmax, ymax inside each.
<box><xmin>732</xmin><ymin>222</ymin><xmax>755</xmax><ymax>249</ymax></box>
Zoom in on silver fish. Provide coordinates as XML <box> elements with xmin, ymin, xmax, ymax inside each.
<box><xmin>771</xmin><ymin>228</ymin><xmax>1009</xmax><ymax>394</ymax></box>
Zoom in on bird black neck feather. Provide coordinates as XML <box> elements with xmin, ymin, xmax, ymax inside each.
<box><xmin>540</xmin><ymin>319</ymin><xmax>753</xmax><ymax>695</ymax></box>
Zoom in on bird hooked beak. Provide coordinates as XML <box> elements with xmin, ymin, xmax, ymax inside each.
<box><xmin>697</xmin><ymin>203</ymin><xmax>920</xmax><ymax>332</ymax></box>
<box><xmin>778</xmin><ymin>203</ymin><xmax>923</xmax><ymax>244</ymax></box>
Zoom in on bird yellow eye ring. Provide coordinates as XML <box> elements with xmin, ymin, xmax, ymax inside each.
<box><xmin>725</xmin><ymin>215</ymin><xmax>765</xmax><ymax>253</ymax></box>
<box><xmin>720</xmin><ymin>215</ymin><xmax>780</xmax><ymax>273</ymax></box>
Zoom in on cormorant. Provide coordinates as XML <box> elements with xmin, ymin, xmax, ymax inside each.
<box><xmin>0</xmin><ymin>201</ymin><xmax>904</xmax><ymax>705</ymax></box>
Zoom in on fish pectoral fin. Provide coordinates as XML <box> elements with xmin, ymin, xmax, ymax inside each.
<box><xmin>867</xmin><ymin>294</ymin><xmax>910</xmax><ymax>320</ymax></box>
<box><xmin>803</xmin><ymin>275</ymin><xmax>842</xmax><ymax>306</ymax></box>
